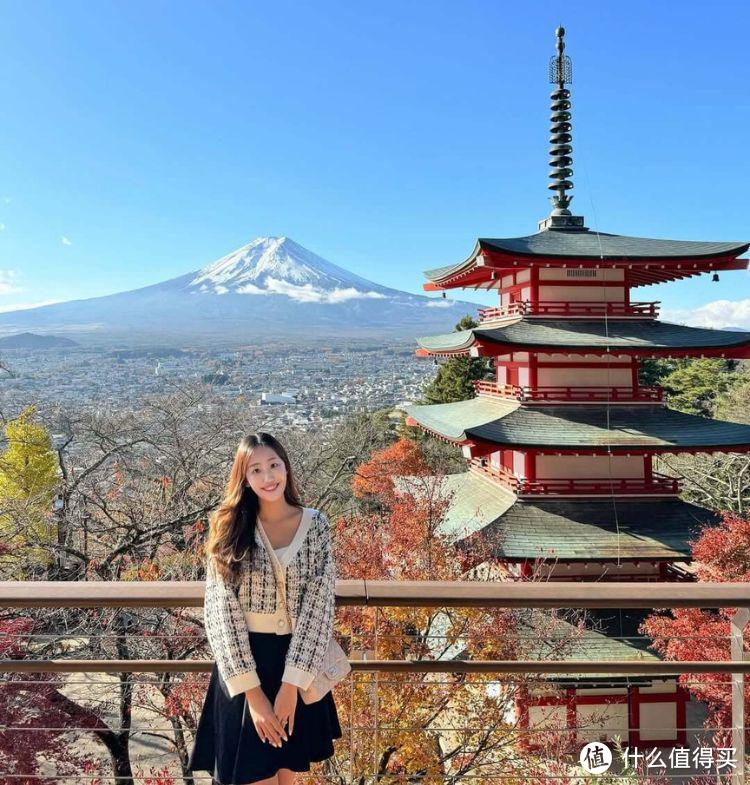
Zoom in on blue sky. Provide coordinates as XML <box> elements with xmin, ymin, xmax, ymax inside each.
<box><xmin>1</xmin><ymin>0</ymin><xmax>749</xmax><ymax>325</ymax></box>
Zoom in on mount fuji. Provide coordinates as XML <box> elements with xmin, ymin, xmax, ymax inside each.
<box><xmin>0</xmin><ymin>237</ymin><xmax>477</xmax><ymax>347</ymax></box>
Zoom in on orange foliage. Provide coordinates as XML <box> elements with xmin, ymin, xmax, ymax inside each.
<box><xmin>640</xmin><ymin>510</ymin><xmax>750</xmax><ymax>746</ymax></box>
<box><xmin>352</xmin><ymin>437</ymin><xmax>431</xmax><ymax>500</ymax></box>
<box><xmin>326</xmin><ymin>437</ymin><xmax>544</xmax><ymax>783</ymax></box>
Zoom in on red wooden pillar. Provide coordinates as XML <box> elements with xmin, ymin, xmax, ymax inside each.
<box><xmin>525</xmin><ymin>452</ymin><xmax>537</xmax><ymax>482</ymax></box>
<box><xmin>529</xmin><ymin>353</ymin><xmax>538</xmax><ymax>393</ymax></box>
<box><xmin>631</xmin><ymin>357</ymin><xmax>639</xmax><ymax>393</ymax></box>
<box><xmin>628</xmin><ymin>686</ymin><xmax>640</xmax><ymax>747</ymax></box>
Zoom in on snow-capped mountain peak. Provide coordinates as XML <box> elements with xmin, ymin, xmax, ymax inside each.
<box><xmin>0</xmin><ymin>235</ymin><xmax>473</xmax><ymax>346</ymax></box>
<box><xmin>188</xmin><ymin>236</ymin><xmax>388</xmax><ymax>304</ymax></box>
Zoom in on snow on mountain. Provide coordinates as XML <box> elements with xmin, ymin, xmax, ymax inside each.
<box><xmin>188</xmin><ymin>237</ymin><xmax>389</xmax><ymax>304</ymax></box>
<box><xmin>0</xmin><ymin>236</ymin><xmax>480</xmax><ymax>347</ymax></box>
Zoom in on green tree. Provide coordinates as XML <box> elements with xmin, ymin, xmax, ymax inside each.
<box><xmin>713</xmin><ymin>364</ymin><xmax>750</xmax><ymax>424</ymax></box>
<box><xmin>641</xmin><ymin>357</ymin><xmax>738</xmax><ymax>416</ymax></box>
<box><xmin>658</xmin><ymin>364</ymin><xmax>750</xmax><ymax>513</ymax></box>
<box><xmin>638</xmin><ymin>358</ymin><xmax>679</xmax><ymax>388</ymax></box>
<box><xmin>421</xmin><ymin>315</ymin><xmax>493</xmax><ymax>404</ymax></box>
<box><xmin>0</xmin><ymin>405</ymin><xmax>59</xmax><ymax>575</ymax></box>
<box><xmin>659</xmin><ymin>358</ymin><xmax>736</xmax><ymax>416</ymax></box>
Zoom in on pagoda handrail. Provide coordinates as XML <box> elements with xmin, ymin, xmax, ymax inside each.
<box><xmin>478</xmin><ymin>300</ymin><xmax>660</xmax><ymax>320</ymax></box>
<box><xmin>470</xmin><ymin>459</ymin><xmax>681</xmax><ymax>496</ymax></box>
<box><xmin>473</xmin><ymin>380</ymin><xmax>664</xmax><ymax>403</ymax></box>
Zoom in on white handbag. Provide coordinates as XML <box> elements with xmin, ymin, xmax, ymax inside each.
<box><xmin>269</xmin><ymin>547</ymin><xmax>351</xmax><ymax>704</ymax></box>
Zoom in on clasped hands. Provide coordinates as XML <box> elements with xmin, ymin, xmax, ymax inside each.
<box><xmin>245</xmin><ymin>682</ymin><xmax>297</xmax><ymax>747</ymax></box>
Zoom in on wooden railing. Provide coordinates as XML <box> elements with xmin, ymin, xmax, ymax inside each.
<box><xmin>0</xmin><ymin>581</ymin><xmax>748</xmax><ymax>783</ymax></box>
<box><xmin>473</xmin><ymin>380</ymin><xmax>665</xmax><ymax>403</ymax></box>
<box><xmin>478</xmin><ymin>301</ymin><xmax>660</xmax><ymax>320</ymax></box>
<box><xmin>470</xmin><ymin>459</ymin><xmax>681</xmax><ymax>496</ymax></box>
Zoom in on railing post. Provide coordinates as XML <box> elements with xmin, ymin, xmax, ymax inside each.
<box><xmin>731</xmin><ymin>608</ymin><xmax>749</xmax><ymax>785</ymax></box>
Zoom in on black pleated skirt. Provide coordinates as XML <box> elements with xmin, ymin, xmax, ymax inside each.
<box><xmin>187</xmin><ymin>630</ymin><xmax>343</xmax><ymax>784</ymax></box>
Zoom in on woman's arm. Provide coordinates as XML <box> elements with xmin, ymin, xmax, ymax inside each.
<box><xmin>204</xmin><ymin>555</ymin><xmax>261</xmax><ymax>697</ymax></box>
<box><xmin>281</xmin><ymin>511</ymin><xmax>336</xmax><ymax>689</ymax></box>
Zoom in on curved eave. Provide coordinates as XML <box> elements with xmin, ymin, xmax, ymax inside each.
<box><xmin>478</xmin><ymin>234</ymin><xmax>749</xmax><ymax>261</ymax></box>
<box><xmin>415</xmin><ymin>320</ymin><xmax>750</xmax><ymax>359</ymax></box>
<box><xmin>422</xmin><ymin>240</ymin><xmax>482</xmax><ymax>291</ymax></box>
<box><xmin>437</xmin><ymin>471</ymin><xmax>716</xmax><ymax>561</ymax></box>
<box><xmin>406</xmin><ymin>471</ymin><xmax>716</xmax><ymax>561</ymax></box>
<box><xmin>422</xmin><ymin>234</ymin><xmax>749</xmax><ymax>291</ymax></box>
<box><xmin>404</xmin><ymin>397</ymin><xmax>750</xmax><ymax>453</ymax></box>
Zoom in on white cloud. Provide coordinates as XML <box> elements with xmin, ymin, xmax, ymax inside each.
<box><xmin>235</xmin><ymin>282</ymin><xmax>264</xmax><ymax>295</ymax></box>
<box><xmin>235</xmin><ymin>277</ymin><xmax>387</xmax><ymax>304</ymax></box>
<box><xmin>425</xmin><ymin>298</ymin><xmax>457</xmax><ymax>308</ymax></box>
<box><xmin>61</xmin><ymin>236</ymin><xmax>73</xmax><ymax>246</ymax></box>
<box><xmin>0</xmin><ymin>298</ymin><xmax>61</xmax><ymax>313</ymax></box>
<box><xmin>662</xmin><ymin>299</ymin><xmax>750</xmax><ymax>329</ymax></box>
<box><xmin>0</xmin><ymin>270</ymin><xmax>22</xmax><ymax>296</ymax></box>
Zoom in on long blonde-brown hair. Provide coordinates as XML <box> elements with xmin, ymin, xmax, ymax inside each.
<box><xmin>206</xmin><ymin>432</ymin><xmax>302</xmax><ymax>584</ymax></box>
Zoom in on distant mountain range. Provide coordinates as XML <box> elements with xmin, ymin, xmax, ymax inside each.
<box><xmin>0</xmin><ymin>237</ymin><xmax>477</xmax><ymax>347</ymax></box>
<box><xmin>0</xmin><ymin>332</ymin><xmax>80</xmax><ymax>350</ymax></box>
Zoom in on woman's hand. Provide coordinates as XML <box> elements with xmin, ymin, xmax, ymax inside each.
<box><xmin>245</xmin><ymin>686</ymin><xmax>288</xmax><ymax>747</ymax></box>
<box><xmin>274</xmin><ymin>682</ymin><xmax>298</xmax><ymax>737</ymax></box>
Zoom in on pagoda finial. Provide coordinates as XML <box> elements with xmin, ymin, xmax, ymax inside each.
<box><xmin>539</xmin><ymin>26</ymin><xmax>587</xmax><ymax>232</ymax></box>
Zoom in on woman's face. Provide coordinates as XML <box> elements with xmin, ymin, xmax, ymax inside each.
<box><xmin>245</xmin><ymin>445</ymin><xmax>287</xmax><ymax>503</ymax></box>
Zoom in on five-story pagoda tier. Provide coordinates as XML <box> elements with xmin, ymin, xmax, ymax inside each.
<box><xmin>403</xmin><ymin>27</ymin><xmax>750</xmax><ymax>749</ymax></box>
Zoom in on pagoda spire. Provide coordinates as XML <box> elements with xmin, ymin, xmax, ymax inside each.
<box><xmin>539</xmin><ymin>26</ymin><xmax>587</xmax><ymax>231</ymax></box>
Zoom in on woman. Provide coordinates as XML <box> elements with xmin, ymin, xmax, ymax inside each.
<box><xmin>187</xmin><ymin>432</ymin><xmax>342</xmax><ymax>785</ymax></box>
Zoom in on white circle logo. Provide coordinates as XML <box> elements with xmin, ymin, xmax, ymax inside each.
<box><xmin>580</xmin><ymin>742</ymin><xmax>612</xmax><ymax>774</ymax></box>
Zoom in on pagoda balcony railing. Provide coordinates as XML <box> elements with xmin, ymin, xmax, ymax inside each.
<box><xmin>473</xmin><ymin>380</ymin><xmax>665</xmax><ymax>403</ymax></box>
<box><xmin>470</xmin><ymin>458</ymin><xmax>681</xmax><ymax>497</ymax></box>
<box><xmin>478</xmin><ymin>300</ymin><xmax>660</xmax><ymax>321</ymax></box>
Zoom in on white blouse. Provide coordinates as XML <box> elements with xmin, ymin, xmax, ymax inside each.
<box><xmin>244</xmin><ymin>538</ymin><xmax>294</xmax><ymax>635</ymax></box>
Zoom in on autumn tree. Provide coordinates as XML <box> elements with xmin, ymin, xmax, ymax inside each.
<box><xmin>1</xmin><ymin>385</ymin><xmax>457</xmax><ymax>784</ymax></box>
<box><xmin>0</xmin><ymin>616</ymin><xmax>106</xmax><ymax>785</ymax></box>
<box><xmin>0</xmin><ymin>405</ymin><xmax>59</xmax><ymax>577</ymax></box>
<box><xmin>640</xmin><ymin>511</ymin><xmax>750</xmax><ymax>751</ymax></box>
<box><xmin>330</xmin><ymin>437</ymin><xmax>589</xmax><ymax>784</ymax></box>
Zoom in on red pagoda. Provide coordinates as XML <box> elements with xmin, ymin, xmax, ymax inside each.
<box><xmin>404</xmin><ymin>27</ymin><xmax>750</xmax><ymax>750</ymax></box>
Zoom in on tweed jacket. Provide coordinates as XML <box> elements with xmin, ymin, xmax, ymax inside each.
<box><xmin>203</xmin><ymin>506</ymin><xmax>336</xmax><ymax>698</ymax></box>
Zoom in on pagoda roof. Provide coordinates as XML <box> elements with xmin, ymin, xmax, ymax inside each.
<box><xmin>483</xmin><ymin>230</ymin><xmax>746</xmax><ymax>261</ymax></box>
<box><xmin>418</xmin><ymin>470</ymin><xmax>716</xmax><ymax>561</ymax></box>
<box><xmin>424</xmin><ymin>230</ymin><xmax>749</xmax><ymax>288</ymax></box>
<box><xmin>539</xmin><ymin>608</ymin><xmax>665</xmax><ymax>675</ymax></box>
<box><xmin>395</xmin><ymin>469</ymin><xmax>686</xmax><ymax>680</ymax></box>
<box><xmin>403</xmin><ymin>396</ymin><xmax>750</xmax><ymax>452</ymax></box>
<box><xmin>416</xmin><ymin>318</ymin><xmax>750</xmax><ymax>357</ymax></box>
